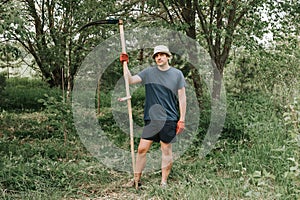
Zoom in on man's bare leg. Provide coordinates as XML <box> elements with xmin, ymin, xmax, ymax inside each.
<box><xmin>135</xmin><ymin>139</ymin><xmax>153</xmax><ymax>182</ymax></box>
<box><xmin>160</xmin><ymin>141</ymin><xmax>173</xmax><ymax>184</ymax></box>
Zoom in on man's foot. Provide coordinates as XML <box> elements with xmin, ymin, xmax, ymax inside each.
<box><xmin>160</xmin><ymin>182</ymin><xmax>167</xmax><ymax>188</ymax></box>
<box><xmin>122</xmin><ymin>179</ymin><xmax>142</xmax><ymax>188</ymax></box>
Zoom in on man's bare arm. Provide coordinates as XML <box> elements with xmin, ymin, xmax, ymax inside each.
<box><xmin>178</xmin><ymin>87</ymin><xmax>186</xmax><ymax>122</ymax></box>
<box><xmin>123</xmin><ymin>63</ymin><xmax>141</xmax><ymax>84</ymax></box>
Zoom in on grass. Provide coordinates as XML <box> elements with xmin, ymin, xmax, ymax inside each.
<box><xmin>0</xmin><ymin>90</ymin><xmax>299</xmax><ymax>199</ymax></box>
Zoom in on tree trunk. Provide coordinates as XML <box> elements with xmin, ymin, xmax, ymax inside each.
<box><xmin>178</xmin><ymin>0</ymin><xmax>204</xmax><ymax>107</ymax></box>
<box><xmin>211</xmin><ymin>62</ymin><xmax>223</xmax><ymax>100</ymax></box>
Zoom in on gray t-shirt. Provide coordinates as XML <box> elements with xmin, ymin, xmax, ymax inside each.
<box><xmin>137</xmin><ymin>66</ymin><xmax>185</xmax><ymax>121</ymax></box>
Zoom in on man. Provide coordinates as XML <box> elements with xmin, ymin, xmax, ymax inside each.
<box><xmin>120</xmin><ymin>45</ymin><xmax>186</xmax><ymax>188</ymax></box>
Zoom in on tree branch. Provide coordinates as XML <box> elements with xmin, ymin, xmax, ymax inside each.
<box><xmin>159</xmin><ymin>0</ymin><xmax>174</xmax><ymax>24</ymax></box>
<box><xmin>214</xmin><ymin>0</ymin><xmax>223</xmax><ymax>61</ymax></box>
<box><xmin>170</xmin><ymin>1</ymin><xmax>184</xmax><ymax>23</ymax></box>
<box><xmin>220</xmin><ymin>0</ymin><xmax>237</xmax><ymax>68</ymax></box>
<box><xmin>209</xmin><ymin>0</ymin><xmax>215</xmax><ymax>28</ymax></box>
<box><xmin>47</xmin><ymin>0</ymin><xmax>57</xmax><ymax>45</ymax></box>
<box><xmin>234</xmin><ymin>0</ymin><xmax>258</xmax><ymax>28</ymax></box>
<box><xmin>194</xmin><ymin>0</ymin><xmax>214</xmax><ymax>57</ymax></box>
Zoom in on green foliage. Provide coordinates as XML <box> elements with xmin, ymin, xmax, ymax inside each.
<box><xmin>1</xmin><ymin>0</ymin><xmax>121</xmax><ymax>87</ymax></box>
<box><xmin>100</xmin><ymin>60</ymin><xmax>123</xmax><ymax>93</ymax></box>
<box><xmin>131</xmin><ymin>86</ymin><xmax>145</xmax><ymax>126</ymax></box>
<box><xmin>97</xmin><ymin>111</ymin><xmax>134</xmax><ymax>150</ymax></box>
<box><xmin>221</xmin><ymin>94</ymin><xmax>250</xmax><ymax>142</ymax></box>
<box><xmin>38</xmin><ymin>94</ymin><xmax>75</xmax><ymax>141</ymax></box>
<box><xmin>0</xmin><ymin>73</ymin><xmax>6</xmax><ymax>93</ymax></box>
<box><xmin>0</xmin><ymin>43</ymin><xmax>23</xmax><ymax>68</ymax></box>
<box><xmin>0</xmin><ymin>78</ymin><xmax>61</xmax><ymax>111</ymax></box>
<box><xmin>0</xmin><ymin>127</ymin><xmax>113</xmax><ymax>198</ymax></box>
<box><xmin>1</xmin><ymin>86</ymin><xmax>300</xmax><ymax>199</ymax></box>
<box><xmin>226</xmin><ymin>35</ymin><xmax>299</xmax><ymax>100</ymax></box>
<box><xmin>283</xmin><ymin>96</ymin><xmax>300</xmax><ymax>140</ymax></box>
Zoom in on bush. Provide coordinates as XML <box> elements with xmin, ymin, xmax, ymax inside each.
<box><xmin>0</xmin><ymin>73</ymin><xmax>7</xmax><ymax>108</ymax></box>
<box><xmin>0</xmin><ymin>78</ymin><xmax>61</xmax><ymax>111</ymax></box>
<box><xmin>38</xmin><ymin>94</ymin><xmax>76</xmax><ymax>141</ymax></box>
<box><xmin>0</xmin><ymin>73</ymin><xmax>6</xmax><ymax>93</ymax></box>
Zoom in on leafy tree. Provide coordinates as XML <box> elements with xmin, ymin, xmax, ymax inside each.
<box><xmin>1</xmin><ymin>0</ymin><xmax>298</xmax><ymax>100</ymax></box>
<box><xmin>0</xmin><ymin>43</ymin><xmax>23</xmax><ymax>78</ymax></box>
<box><xmin>1</xmin><ymin>0</ymin><xmax>118</xmax><ymax>92</ymax></box>
<box><xmin>227</xmin><ymin>36</ymin><xmax>299</xmax><ymax>98</ymax></box>
<box><xmin>118</xmin><ymin>0</ymin><xmax>299</xmax><ymax>99</ymax></box>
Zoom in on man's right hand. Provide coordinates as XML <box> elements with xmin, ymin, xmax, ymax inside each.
<box><xmin>120</xmin><ymin>53</ymin><xmax>129</xmax><ymax>63</ymax></box>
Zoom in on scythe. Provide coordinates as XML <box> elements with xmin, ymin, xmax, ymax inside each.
<box><xmin>79</xmin><ymin>19</ymin><xmax>137</xmax><ymax>189</ymax></box>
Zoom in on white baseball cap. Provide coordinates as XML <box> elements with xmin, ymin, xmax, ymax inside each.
<box><xmin>152</xmin><ymin>45</ymin><xmax>172</xmax><ymax>59</ymax></box>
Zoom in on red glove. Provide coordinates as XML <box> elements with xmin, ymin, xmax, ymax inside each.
<box><xmin>120</xmin><ymin>53</ymin><xmax>129</xmax><ymax>63</ymax></box>
<box><xmin>176</xmin><ymin>121</ymin><xmax>185</xmax><ymax>134</ymax></box>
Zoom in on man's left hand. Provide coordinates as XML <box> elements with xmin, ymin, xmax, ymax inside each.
<box><xmin>176</xmin><ymin>121</ymin><xmax>185</xmax><ymax>134</ymax></box>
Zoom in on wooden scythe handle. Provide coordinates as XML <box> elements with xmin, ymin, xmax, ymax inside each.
<box><xmin>118</xmin><ymin>20</ymin><xmax>137</xmax><ymax>189</ymax></box>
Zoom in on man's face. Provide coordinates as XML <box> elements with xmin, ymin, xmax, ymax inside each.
<box><xmin>154</xmin><ymin>53</ymin><xmax>169</xmax><ymax>67</ymax></box>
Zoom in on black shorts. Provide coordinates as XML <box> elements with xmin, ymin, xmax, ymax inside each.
<box><xmin>141</xmin><ymin>120</ymin><xmax>177</xmax><ymax>143</ymax></box>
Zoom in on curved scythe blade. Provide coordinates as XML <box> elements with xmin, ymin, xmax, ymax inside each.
<box><xmin>78</xmin><ymin>19</ymin><xmax>119</xmax><ymax>32</ymax></box>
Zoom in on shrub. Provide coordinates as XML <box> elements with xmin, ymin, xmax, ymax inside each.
<box><xmin>0</xmin><ymin>73</ymin><xmax>7</xmax><ymax>107</ymax></box>
<box><xmin>38</xmin><ymin>94</ymin><xmax>76</xmax><ymax>142</ymax></box>
<box><xmin>0</xmin><ymin>73</ymin><xmax>6</xmax><ymax>93</ymax></box>
<box><xmin>0</xmin><ymin>78</ymin><xmax>61</xmax><ymax>111</ymax></box>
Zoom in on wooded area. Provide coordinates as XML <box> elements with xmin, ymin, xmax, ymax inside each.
<box><xmin>0</xmin><ymin>0</ymin><xmax>299</xmax><ymax>199</ymax></box>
